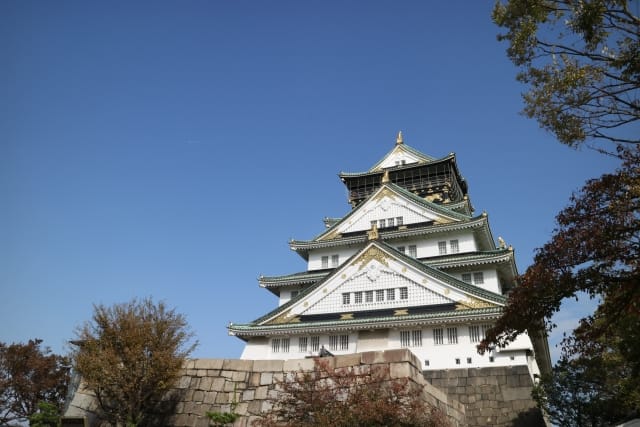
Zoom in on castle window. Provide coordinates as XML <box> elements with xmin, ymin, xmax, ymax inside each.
<box><xmin>298</xmin><ymin>337</ymin><xmax>307</xmax><ymax>352</ymax></box>
<box><xmin>371</xmin><ymin>220</ymin><xmax>377</xmax><ymax>228</ymax></box>
<box><xmin>321</xmin><ymin>256</ymin><xmax>329</xmax><ymax>269</ymax></box>
<box><xmin>354</xmin><ymin>291</ymin><xmax>363</xmax><ymax>304</ymax></box>
<box><xmin>455</xmin><ymin>358</ymin><xmax>460</xmax><ymax>365</ymax></box>
<box><xmin>447</xmin><ymin>327</ymin><xmax>458</xmax><ymax>344</ymax></box>
<box><xmin>329</xmin><ymin>335</ymin><xmax>349</xmax><ymax>351</ymax></box>
<box><xmin>408</xmin><ymin>245</ymin><xmax>417</xmax><ymax>258</ymax></box>
<box><xmin>461</xmin><ymin>273</ymin><xmax>472</xmax><ymax>283</ymax></box>
<box><xmin>467</xmin><ymin>357</ymin><xmax>472</xmax><ymax>364</ymax></box>
<box><xmin>340</xmin><ymin>334</ymin><xmax>349</xmax><ymax>350</ymax></box>
<box><xmin>433</xmin><ymin>328</ymin><xmax>444</xmax><ymax>345</ymax></box>
<box><xmin>272</xmin><ymin>338</ymin><xmax>289</xmax><ymax>353</ymax></box>
<box><xmin>379</xmin><ymin>219</ymin><xmax>386</xmax><ymax>228</ymax></box>
<box><xmin>412</xmin><ymin>330</ymin><xmax>423</xmax><ymax>346</ymax></box>
<box><xmin>399</xmin><ymin>287</ymin><xmax>408</xmax><ymax>300</ymax></box>
<box><xmin>400</xmin><ymin>331</ymin><xmax>410</xmax><ymax>347</ymax></box>
<box><xmin>387</xmin><ymin>218</ymin><xmax>395</xmax><ymax>227</ymax></box>
<box><xmin>424</xmin><ymin>360</ymin><xmax>430</xmax><ymax>367</ymax></box>
<box><xmin>489</xmin><ymin>356</ymin><xmax>495</xmax><ymax>363</ymax></box>
<box><xmin>469</xmin><ymin>325</ymin><xmax>481</xmax><ymax>343</ymax></box>
<box><xmin>310</xmin><ymin>336</ymin><xmax>320</xmax><ymax>352</ymax></box>
<box><xmin>397</xmin><ymin>246</ymin><xmax>405</xmax><ymax>254</ymax></box>
<box><xmin>473</xmin><ymin>272</ymin><xmax>484</xmax><ymax>284</ymax></box>
<box><xmin>342</xmin><ymin>293</ymin><xmax>350</xmax><ymax>305</ymax></box>
<box><xmin>387</xmin><ymin>288</ymin><xmax>395</xmax><ymax>301</ymax></box>
<box><xmin>376</xmin><ymin>290</ymin><xmax>385</xmax><ymax>301</ymax></box>
<box><xmin>331</xmin><ymin>255</ymin><xmax>339</xmax><ymax>267</ymax></box>
<box><xmin>450</xmin><ymin>239</ymin><xmax>459</xmax><ymax>253</ymax></box>
<box><xmin>365</xmin><ymin>290</ymin><xmax>373</xmax><ymax>303</ymax></box>
<box><xmin>438</xmin><ymin>241</ymin><xmax>447</xmax><ymax>255</ymax></box>
<box><xmin>291</xmin><ymin>290</ymin><xmax>299</xmax><ymax>298</ymax></box>
<box><xmin>397</xmin><ymin>217</ymin><xmax>403</xmax><ymax>226</ymax></box>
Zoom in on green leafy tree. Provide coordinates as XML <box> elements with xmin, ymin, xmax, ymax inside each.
<box><xmin>493</xmin><ymin>0</ymin><xmax>639</xmax><ymax>148</ymax></box>
<box><xmin>72</xmin><ymin>297</ymin><xmax>197</xmax><ymax>427</ymax></box>
<box><xmin>0</xmin><ymin>339</ymin><xmax>69</xmax><ymax>426</ymax></box>
<box><xmin>29</xmin><ymin>401</ymin><xmax>61</xmax><ymax>427</ymax></box>
<box><xmin>479</xmin><ymin>146</ymin><xmax>640</xmax><ymax>424</ymax></box>
<box><xmin>253</xmin><ymin>358</ymin><xmax>450</xmax><ymax>427</ymax></box>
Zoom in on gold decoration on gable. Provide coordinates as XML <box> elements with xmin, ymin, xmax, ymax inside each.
<box><xmin>372</xmin><ymin>187</ymin><xmax>396</xmax><ymax>203</ymax></box>
<box><xmin>394</xmin><ymin>309</ymin><xmax>409</xmax><ymax>316</ymax></box>
<box><xmin>340</xmin><ymin>313</ymin><xmax>354</xmax><ymax>320</ymax></box>
<box><xmin>455</xmin><ymin>298</ymin><xmax>494</xmax><ymax>310</ymax></box>
<box><xmin>352</xmin><ymin>246</ymin><xmax>390</xmax><ymax>270</ymax></box>
<box><xmin>267</xmin><ymin>310</ymin><xmax>300</xmax><ymax>325</ymax></box>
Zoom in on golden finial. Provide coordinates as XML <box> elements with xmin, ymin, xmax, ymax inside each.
<box><xmin>396</xmin><ymin>131</ymin><xmax>403</xmax><ymax>145</ymax></box>
<box><xmin>381</xmin><ymin>170</ymin><xmax>390</xmax><ymax>183</ymax></box>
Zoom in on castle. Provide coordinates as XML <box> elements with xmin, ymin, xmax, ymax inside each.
<box><xmin>228</xmin><ymin>132</ymin><xmax>550</xmax><ymax>377</ymax></box>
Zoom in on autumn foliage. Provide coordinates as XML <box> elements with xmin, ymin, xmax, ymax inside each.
<box><xmin>0</xmin><ymin>339</ymin><xmax>69</xmax><ymax>426</ymax></box>
<box><xmin>253</xmin><ymin>358</ymin><xmax>450</xmax><ymax>427</ymax></box>
<box><xmin>480</xmin><ymin>146</ymin><xmax>640</xmax><ymax>422</ymax></box>
<box><xmin>73</xmin><ymin>297</ymin><xmax>196</xmax><ymax>427</ymax></box>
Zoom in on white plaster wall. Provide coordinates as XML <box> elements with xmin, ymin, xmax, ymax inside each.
<box><xmin>278</xmin><ymin>286</ymin><xmax>304</xmax><ymax>306</ymax></box>
<box><xmin>307</xmin><ymin>247</ymin><xmax>358</xmax><ymax>271</ymax></box>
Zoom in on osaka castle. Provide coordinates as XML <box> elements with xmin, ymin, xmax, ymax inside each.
<box><xmin>228</xmin><ymin>132</ymin><xmax>550</xmax><ymax>375</ymax></box>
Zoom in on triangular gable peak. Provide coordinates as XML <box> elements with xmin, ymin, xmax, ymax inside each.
<box><xmin>317</xmin><ymin>183</ymin><xmax>467</xmax><ymax>241</ymax></box>
<box><xmin>260</xmin><ymin>242</ymin><xmax>502</xmax><ymax>326</ymax></box>
<box><xmin>368</xmin><ymin>133</ymin><xmax>435</xmax><ymax>172</ymax></box>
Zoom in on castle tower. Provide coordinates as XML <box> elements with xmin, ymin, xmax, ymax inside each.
<box><xmin>229</xmin><ymin>133</ymin><xmax>550</xmax><ymax>378</ymax></box>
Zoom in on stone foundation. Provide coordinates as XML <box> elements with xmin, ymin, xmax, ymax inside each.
<box><xmin>423</xmin><ymin>366</ymin><xmax>547</xmax><ymax>427</ymax></box>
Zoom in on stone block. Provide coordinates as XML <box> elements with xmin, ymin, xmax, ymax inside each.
<box><xmin>177</xmin><ymin>376</ymin><xmax>191</xmax><ymax>389</ymax></box>
<box><xmin>502</xmin><ymin>386</ymin><xmax>533</xmax><ymax>402</ymax></box>
<box><xmin>211</xmin><ymin>377</ymin><xmax>226</xmax><ymax>391</ymax></box>
<box><xmin>235</xmin><ymin>401</ymin><xmax>249</xmax><ymax>416</ymax></box>
<box><xmin>260</xmin><ymin>372</ymin><xmax>273</xmax><ymax>385</ymax></box>
<box><xmin>254</xmin><ymin>386</ymin><xmax>268</xmax><ymax>400</ymax></box>
<box><xmin>215</xmin><ymin>392</ymin><xmax>229</xmax><ymax>404</ymax></box>
<box><xmin>390</xmin><ymin>362</ymin><xmax>412</xmax><ymax>379</ymax></box>
<box><xmin>335</xmin><ymin>352</ymin><xmax>362</xmax><ymax>368</ymax></box>
<box><xmin>193</xmin><ymin>390</ymin><xmax>204</xmax><ymax>402</ymax></box>
<box><xmin>194</xmin><ymin>416</ymin><xmax>210</xmax><ymax>427</ymax></box>
<box><xmin>249</xmin><ymin>372</ymin><xmax>261</xmax><ymax>387</ymax></box>
<box><xmin>186</xmin><ymin>369</ymin><xmax>198</xmax><ymax>376</ymax></box>
<box><xmin>194</xmin><ymin>359</ymin><xmax>224</xmax><ymax>370</ymax></box>
<box><xmin>203</xmin><ymin>391</ymin><xmax>217</xmax><ymax>404</ymax></box>
<box><xmin>283</xmin><ymin>357</ymin><xmax>315</xmax><ymax>372</ymax></box>
<box><xmin>247</xmin><ymin>400</ymin><xmax>264</xmax><ymax>415</ymax></box>
<box><xmin>199</xmin><ymin>376</ymin><xmax>213</xmax><ymax>391</ymax></box>
<box><xmin>190</xmin><ymin>377</ymin><xmax>200</xmax><ymax>389</ymax></box>
<box><xmin>519</xmin><ymin>374</ymin><xmax>533</xmax><ymax>387</ymax></box>
<box><xmin>232</xmin><ymin>370</ymin><xmax>248</xmax><ymax>382</ymax></box>
<box><xmin>222</xmin><ymin>359</ymin><xmax>253</xmax><ymax>371</ymax></box>
<box><xmin>242</xmin><ymin>389</ymin><xmax>255</xmax><ymax>401</ymax></box>
<box><xmin>253</xmin><ymin>359</ymin><xmax>284</xmax><ymax>372</ymax></box>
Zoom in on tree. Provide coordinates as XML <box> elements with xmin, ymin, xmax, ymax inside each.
<box><xmin>72</xmin><ymin>298</ymin><xmax>197</xmax><ymax>427</ymax></box>
<box><xmin>492</xmin><ymin>0</ymin><xmax>639</xmax><ymax>148</ymax></box>
<box><xmin>253</xmin><ymin>358</ymin><xmax>449</xmax><ymax>427</ymax></box>
<box><xmin>0</xmin><ymin>339</ymin><xmax>69</xmax><ymax>426</ymax></box>
<box><xmin>479</xmin><ymin>146</ymin><xmax>640</xmax><ymax>424</ymax></box>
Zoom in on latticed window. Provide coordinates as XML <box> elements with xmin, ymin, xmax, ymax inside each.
<box><xmin>399</xmin><ymin>287</ymin><xmax>408</xmax><ymax>300</ymax></box>
<box><xmin>473</xmin><ymin>272</ymin><xmax>484</xmax><ymax>284</ymax></box>
<box><xmin>438</xmin><ymin>241</ymin><xmax>447</xmax><ymax>255</ymax></box>
<box><xmin>331</xmin><ymin>254</ymin><xmax>339</xmax><ymax>267</ymax></box>
<box><xmin>298</xmin><ymin>336</ymin><xmax>308</xmax><ymax>352</ymax></box>
<box><xmin>379</xmin><ymin>219</ymin><xmax>386</xmax><ymax>228</ymax></box>
<box><xmin>272</xmin><ymin>338</ymin><xmax>281</xmax><ymax>353</ymax></box>
<box><xmin>450</xmin><ymin>239</ymin><xmax>459</xmax><ymax>253</ymax></box>
<box><xmin>400</xmin><ymin>330</ymin><xmax>411</xmax><ymax>347</ymax></box>
<box><xmin>310</xmin><ymin>336</ymin><xmax>320</xmax><ymax>352</ymax></box>
<box><xmin>321</xmin><ymin>256</ymin><xmax>329</xmax><ymax>269</ymax></box>
<box><xmin>281</xmin><ymin>338</ymin><xmax>290</xmax><ymax>353</ymax></box>
<box><xmin>397</xmin><ymin>217</ymin><xmax>403</xmax><ymax>225</ymax></box>
<box><xmin>329</xmin><ymin>335</ymin><xmax>339</xmax><ymax>351</ymax></box>
<box><xmin>387</xmin><ymin>288</ymin><xmax>395</xmax><ymax>301</ymax></box>
<box><xmin>342</xmin><ymin>293</ymin><xmax>350</xmax><ymax>305</ymax></box>
<box><xmin>408</xmin><ymin>245</ymin><xmax>417</xmax><ymax>258</ymax></box>
<box><xmin>447</xmin><ymin>327</ymin><xmax>458</xmax><ymax>344</ymax></box>
<box><xmin>412</xmin><ymin>330</ymin><xmax>423</xmax><ymax>347</ymax></box>
<box><xmin>354</xmin><ymin>292</ymin><xmax>363</xmax><ymax>304</ymax></box>
<box><xmin>365</xmin><ymin>290</ymin><xmax>373</xmax><ymax>303</ymax></box>
<box><xmin>388</xmin><ymin>218</ymin><xmax>395</xmax><ymax>227</ymax></box>
<box><xmin>433</xmin><ymin>328</ymin><xmax>444</xmax><ymax>345</ymax></box>
<box><xmin>376</xmin><ymin>290</ymin><xmax>385</xmax><ymax>301</ymax></box>
<box><xmin>481</xmin><ymin>324</ymin><xmax>492</xmax><ymax>338</ymax></box>
<box><xmin>397</xmin><ymin>246</ymin><xmax>405</xmax><ymax>254</ymax></box>
<box><xmin>340</xmin><ymin>334</ymin><xmax>349</xmax><ymax>350</ymax></box>
<box><xmin>461</xmin><ymin>273</ymin><xmax>472</xmax><ymax>283</ymax></box>
<box><xmin>469</xmin><ymin>325</ymin><xmax>481</xmax><ymax>343</ymax></box>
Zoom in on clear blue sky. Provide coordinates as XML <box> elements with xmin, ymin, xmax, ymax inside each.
<box><xmin>1</xmin><ymin>1</ymin><xmax>620</xmax><ymax>362</ymax></box>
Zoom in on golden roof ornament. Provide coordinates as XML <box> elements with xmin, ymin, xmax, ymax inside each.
<box><xmin>381</xmin><ymin>170</ymin><xmax>390</xmax><ymax>184</ymax></box>
<box><xmin>396</xmin><ymin>131</ymin><xmax>403</xmax><ymax>145</ymax></box>
<box><xmin>367</xmin><ymin>223</ymin><xmax>379</xmax><ymax>240</ymax></box>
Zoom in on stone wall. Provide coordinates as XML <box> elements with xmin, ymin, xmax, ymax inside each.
<box><xmin>423</xmin><ymin>366</ymin><xmax>547</xmax><ymax>427</ymax></box>
<box><xmin>64</xmin><ymin>349</ymin><xmax>466</xmax><ymax>427</ymax></box>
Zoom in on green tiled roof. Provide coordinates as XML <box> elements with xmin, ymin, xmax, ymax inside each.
<box><xmin>228</xmin><ymin>306</ymin><xmax>503</xmax><ymax>337</ymax></box>
<box><xmin>246</xmin><ymin>240</ymin><xmax>506</xmax><ymax>327</ymax></box>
